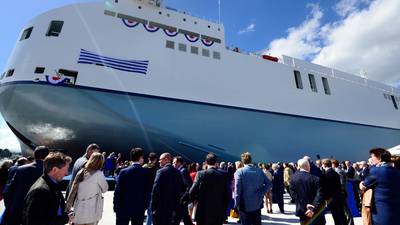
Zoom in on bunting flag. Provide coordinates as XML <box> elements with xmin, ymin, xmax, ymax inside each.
<box><xmin>143</xmin><ymin>24</ymin><xmax>160</xmax><ymax>32</ymax></box>
<box><xmin>201</xmin><ymin>38</ymin><xmax>214</xmax><ymax>47</ymax></box>
<box><xmin>77</xmin><ymin>49</ymin><xmax>149</xmax><ymax>75</ymax></box>
<box><xmin>185</xmin><ymin>34</ymin><xmax>199</xmax><ymax>43</ymax></box>
<box><xmin>163</xmin><ymin>28</ymin><xmax>178</xmax><ymax>37</ymax></box>
<box><xmin>122</xmin><ymin>19</ymin><xmax>139</xmax><ymax>28</ymax></box>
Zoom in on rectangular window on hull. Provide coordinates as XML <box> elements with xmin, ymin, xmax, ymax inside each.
<box><xmin>391</xmin><ymin>95</ymin><xmax>398</xmax><ymax>110</ymax></box>
<box><xmin>322</xmin><ymin>77</ymin><xmax>331</xmax><ymax>95</ymax></box>
<box><xmin>0</xmin><ymin>72</ymin><xmax>5</xmax><ymax>80</ymax></box>
<box><xmin>294</xmin><ymin>70</ymin><xmax>303</xmax><ymax>89</ymax></box>
<box><xmin>34</xmin><ymin>67</ymin><xmax>45</xmax><ymax>74</ymax></box>
<box><xmin>308</xmin><ymin>74</ymin><xmax>317</xmax><ymax>92</ymax></box>
<box><xmin>178</xmin><ymin>43</ymin><xmax>187</xmax><ymax>52</ymax></box>
<box><xmin>46</xmin><ymin>21</ymin><xmax>64</xmax><ymax>37</ymax></box>
<box><xmin>166</xmin><ymin>40</ymin><xmax>174</xmax><ymax>49</ymax></box>
<box><xmin>191</xmin><ymin>46</ymin><xmax>198</xmax><ymax>55</ymax></box>
<box><xmin>202</xmin><ymin>49</ymin><xmax>210</xmax><ymax>57</ymax></box>
<box><xmin>20</xmin><ymin>27</ymin><xmax>33</xmax><ymax>41</ymax></box>
<box><xmin>6</xmin><ymin>69</ymin><xmax>15</xmax><ymax>77</ymax></box>
<box><xmin>58</xmin><ymin>69</ymin><xmax>78</xmax><ymax>85</ymax></box>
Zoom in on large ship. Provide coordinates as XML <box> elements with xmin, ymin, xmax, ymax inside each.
<box><xmin>0</xmin><ymin>0</ymin><xmax>399</xmax><ymax>162</ymax></box>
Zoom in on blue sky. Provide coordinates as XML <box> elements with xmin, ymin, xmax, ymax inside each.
<box><xmin>1</xmin><ymin>0</ymin><xmax>400</xmax><ymax>151</ymax></box>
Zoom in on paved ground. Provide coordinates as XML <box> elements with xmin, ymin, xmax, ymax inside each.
<box><xmin>99</xmin><ymin>193</ymin><xmax>362</xmax><ymax>225</ymax></box>
<box><xmin>0</xmin><ymin>193</ymin><xmax>362</xmax><ymax>225</ymax></box>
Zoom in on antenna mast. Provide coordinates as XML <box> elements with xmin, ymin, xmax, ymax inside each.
<box><xmin>218</xmin><ymin>0</ymin><xmax>221</xmax><ymax>24</ymax></box>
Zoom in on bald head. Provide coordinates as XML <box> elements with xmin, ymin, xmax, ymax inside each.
<box><xmin>298</xmin><ymin>158</ymin><xmax>310</xmax><ymax>172</ymax></box>
<box><xmin>159</xmin><ymin>152</ymin><xmax>172</xmax><ymax>167</ymax></box>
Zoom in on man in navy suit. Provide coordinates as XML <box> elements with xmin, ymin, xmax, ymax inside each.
<box><xmin>113</xmin><ymin>148</ymin><xmax>153</xmax><ymax>225</ymax></box>
<box><xmin>190</xmin><ymin>153</ymin><xmax>231</xmax><ymax>225</ymax></box>
<box><xmin>360</xmin><ymin>148</ymin><xmax>400</xmax><ymax>225</ymax></box>
<box><xmin>2</xmin><ymin>146</ymin><xmax>49</xmax><ymax>225</ymax></box>
<box><xmin>290</xmin><ymin>158</ymin><xmax>325</xmax><ymax>225</ymax></box>
<box><xmin>172</xmin><ymin>156</ymin><xmax>193</xmax><ymax>225</ymax></box>
<box><xmin>151</xmin><ymin>153</ymin><xmax>184</xmax><ymax>225</ymax></box>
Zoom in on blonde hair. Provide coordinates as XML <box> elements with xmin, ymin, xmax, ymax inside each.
<box><xmin>85</xmin><ymin>152</ymin><xmax>104</xmax><ymax>172</ymax></box>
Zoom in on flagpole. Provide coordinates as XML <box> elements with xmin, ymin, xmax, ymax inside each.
<box><xmin>218</xmin><ymin>0</ymin><xmax>221</xmax><ymax>24</ymax></box>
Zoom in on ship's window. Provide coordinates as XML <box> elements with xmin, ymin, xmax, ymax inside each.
<box><xmin>58</xmin><ymin>69</ymin><xmax>78</xmax><ymax>85</ymax></box>
<box><xmin>158</xmin><ymin>11</ymin><xmax>162</xmax><ymax>15</ymax></box>
<box><xmin>34</xmin><ymin>67</ymin><xmax>45</xmax><ymax>74</ymax></box>
<box><xmin>391</xmin><ymin>95</ymin><xmax>398</xmax><ymax>110</ymax></box>
<box><xmin>194</xmin><ymin>21</ymin><xmax>197</xmax><ymax>24</ymax></box>
<box><xmin>202</xmin><ymin>49</ymin><xmax>210</xmax><ymax>57</ymax></box>
<box><xmin>208</xmin><ymin>25</ymin><xmax>211</xmax><ymax>28</ymax></box>
<box><xmin>183</xmin><ymin>18</ymin><xmax>186</xmax><ymax>22</ymax></box>
<box><xmin>191</xmin><ymin>46</ymin><xmax>198</xmax><ymax>55</ymax></box>
<box><xmin>294</xmin><ymin>70</ymin><xmax>303</xmax><ymax>89</ymax></box>
<box><xmin>138</xmin><ymin>6</ymin><xmax>142</xmax><ymax>9</ymax></box>
<box><xmin>322</xmin><ymin>77</ymin><xmax>331</xmax><ymax>95</ymax></box>
<box><xmin>20</xmin><ymin>27</ymin><xmax>33</xmax><ymax>41</ymax></box>
<box><xmin>213</xmin><ymin>51</ymin><xmax>221</xmax><ymax>60</ymax></box>
<box><xmin>46</xmin><ymin>20</ymin><xmax>64</xmax><ymax>37</ymax></box>
<box><xmin>0</xmin><ymin>72</ymin><xmax>5</xmax><ymax>80</ymax></box>
<box><xmin>6</xmin><ymin>69</ymin><xmax>15</xmax><ymax>77</ymax></box>
<box><xmin>178</xmin><ymin>43</ymin><xmax>187</xmax><ymax>52</ymax></box>
<box><xmin>166</xmin><ymin>40</ymin><xmax>174</xmax><ymax>49</ymax></box>
<box><xmin>104</xmin><ymin>10</ymin><xmax>116</xmax><ymax>17</ymax></box>
<box><xmin>308</xmin><ymin>74</ymin><xmax>317</xmax><ymax>92</ymax></box>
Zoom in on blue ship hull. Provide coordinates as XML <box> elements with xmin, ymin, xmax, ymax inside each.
<box><xmin>0</xmin><ymin>81</ymin><xmax>399</xmax><ymax>162</ymax></box>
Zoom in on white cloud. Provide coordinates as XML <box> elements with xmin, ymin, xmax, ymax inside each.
<box><xmin>314</xmin><ymin>0</ymin><xmax>400</xmax><ymax>85</ymax></box>
<box><xmin>238</xmin><ymin>22</ymin><xmax>256</xmax><ymax>35</ymax></box>
<box><xmin>334</xmin><ymin>0</ymin><xmax>371</xmax><ymax>17</ymax></box>
<box><xmin>264</xmin><ymin>4</ymin><xmax>323</xmax><ymax>60</ymax></box>
<box><xmin>0</xmin><ymin>127</ymin><xmax>20</xmax><ymax>152</ymax></box>
<box><xmin>264</xmin><ymin>0</ymin><xmax>400</xmax><ymax>87</ymax></box>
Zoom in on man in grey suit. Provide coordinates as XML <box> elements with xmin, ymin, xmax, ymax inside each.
<box><xmin>189</xmin><ymin>153</ymin><xmax>231</xmax><ymax>225</ymax></box>
<box><xmin>234</xmin><ymin>152</ymin><xmax>272</xmax><ymax>225</ymax></box>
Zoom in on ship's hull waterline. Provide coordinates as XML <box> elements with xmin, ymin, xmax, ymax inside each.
<box><xmin>1</xmin><ymin>81</ymin><xmax>398</xmax><ymax>162</ymax></box>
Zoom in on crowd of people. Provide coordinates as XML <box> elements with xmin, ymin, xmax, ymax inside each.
<box><xmin>0</xmin><ymin>144</ymin><xmax>400</xmax><ymax>225</ymax></box>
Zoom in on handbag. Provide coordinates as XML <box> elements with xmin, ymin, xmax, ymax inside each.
<box><xmin>230</xmin><ymin>209</ymin><xmax>239</xmax><ymax>218</ymax></box>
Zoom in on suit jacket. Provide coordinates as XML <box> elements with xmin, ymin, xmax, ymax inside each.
<box><xmin>320</xmin><ymin>168</ymin><xmax>343</xmax><ymax>201</ymax></box>
<box><xmin>290</xmin><ymin>170</ymin><xmax>325</xmax><ymax>224</ymax></box>
<box><xmin>113</xmin><ymin>163</ymin><xmax>153</xmax><ymax>218</ymax></box>
<box><xmin>151</xmin><ymin>164</ymin><xmax>184</xmax><ymax>225</ymax></box>
<box><xmin>3</xmin><ymin>160</ymin><xmax>44</xmax><ymax>225</ymax></box>
<box><xmin>234</xmin><ymin>165</ymin><xmax>271</xmax><ymax>212</ymax></box>
<box><xmin>363</xmin><ymin>164</ymin><xmax>400</xmax><ymax>225</ymax></box>
<box><xmin>272</xmin><ymin>167</ymin><xmax>285</xmax><ymax>203</ymax></box>
<box><xmin>23</xmin><ymin>174</ymin><xmax>69</xmax><ymax>225</ymax></box>
<box><xmin>190</xmin><ymin>167</ymin><xmax>231</xmax><ymax>225</ymax></box>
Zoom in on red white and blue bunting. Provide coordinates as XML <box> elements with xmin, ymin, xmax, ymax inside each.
<box><xmin>45</xmin><ymin>75</ymin><xmax>69</xmax><ymax>85</ymax></box>
<box><xmin>143</xmin><ymin>24</ymin><xmax>160</xmax><ymax>32</ymax></box>
<box><xmin>201</xmin><ymin>39</ymin><xmax>214</xmax><ymax>47</ymax></box>
<box><xmin>185</xmin><ymin>34</ymin><xmax>199</xmax><ymax>43</ymax></box>
<box><xmin>163</xmin><ymin>28</ymin><xmax>178</xmax><ymax>37</ymax></box>
<box><xmin>122</xmin><ymin>19</ymin><xmax>139</xmax><ymax>28</ymax></box>
<box><xmin>121</xmin><ymin>20</ymin><xmax>217</xmax><ymax>47</ymax></box>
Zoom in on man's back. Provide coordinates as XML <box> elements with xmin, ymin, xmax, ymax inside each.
<box><xmin>321</xmin><ymin>168</ymin><xmax>342</xmax><ymax>200</ymax></box>
<box><xmin>234</xmin><ymin>165</ymin><xmax>271</xmax><ymax>212</ymax></box>
<box><xmin>4</xmin><ymin>161</ymin><xmax>43</xmax><ymax>225</ymax></box>
<box><xmin>290</xmin><ymin>171</ymin><xmax>324</xmax><ymax>221</ymax></box>
<box><xmin>113</xmin><ymin>164</ymin><xmax>152</xmax><ymax>217</ymax></box>
<box><xmin>151</xmin><ymin>165</ymin><xmax>184</xmax><ymax>224</ymax></box>
<box><xmin>189</xmin><ymin>167</ymin><xmax>230</xmax><ymax>225</ymax></box>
